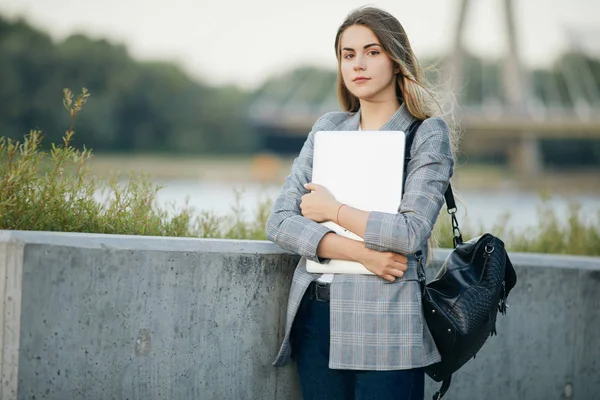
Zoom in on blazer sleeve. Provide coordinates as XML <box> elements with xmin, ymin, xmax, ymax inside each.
<box><xmin>362</xmin><ymin>117</ymin><xmax>454</xmax><ymax>255</ymax></box>
<box><xmin>265</xmin><ymin>117</ymin><xmax>335</xmax><ymax>263</ymax></box>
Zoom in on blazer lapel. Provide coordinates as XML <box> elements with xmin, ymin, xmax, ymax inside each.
<box><xmin>379</xmin><ymin>102</ymin><xmax>416</xmax><ymax>132</ymax></box>
<box><xmin>334</xmin><ymin>111</ymin><xmax>361</xmax><ymax>131</ymax></box>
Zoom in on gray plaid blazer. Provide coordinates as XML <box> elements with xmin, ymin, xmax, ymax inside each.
<box><xmin>265</xmin><ymin>103</ymin><xmax>453</xmax><ymax>370</ymax></box>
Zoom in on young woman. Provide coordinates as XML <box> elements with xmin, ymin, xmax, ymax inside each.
<box><xmin>265</xmin><ymin>6</ymin><xmax>454</xmax><ymax>400</ymax></box>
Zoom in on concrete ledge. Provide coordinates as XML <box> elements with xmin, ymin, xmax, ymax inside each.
<box><xmin>1</xmin><ymin>230</ymin><xmax>599</xmax><ymax>399</ymax></box>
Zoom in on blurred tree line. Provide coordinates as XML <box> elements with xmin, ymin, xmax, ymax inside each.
<box><xmin>0</xmin><ymin>16</ymin><xmax>256</xmax><ymax>154</ymax></box>
<box><xmin>1</xmin><ymin>15</ymin><xmax>600</xmax><ymax>159</ymax></box>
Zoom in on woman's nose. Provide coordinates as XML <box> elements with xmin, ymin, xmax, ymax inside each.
<box><xmin>353</xmin><ymin>57</ymin><xmax>365</xmax><ymax>71</ymax></box>
<box><xmin>353</xmin><ymin>62</ymin><xmax>365</xmax><ymax>71</ymax></box>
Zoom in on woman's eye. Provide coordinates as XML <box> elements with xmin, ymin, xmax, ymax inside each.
<box><xmin>368</xmin><ymin>50</ymin><xmax>380</xmax><ymax>56</ymax></box>
<box><xmin>344</xmin><ymin>53</ymin><xmax>354</xmax><ymax>59</ymax></box>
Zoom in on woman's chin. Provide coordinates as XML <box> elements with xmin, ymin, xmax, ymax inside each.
<box><xmin>351</xmin><ymin>89</ymin><xmax>377</xmax><ymax>101</ymax></box>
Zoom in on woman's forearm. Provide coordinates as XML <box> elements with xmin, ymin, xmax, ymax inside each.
<box><xmin>333</xmin><ymin>203</ymin><xmax>370</xmax><ymax>239</ymax></box>
<box><xmin>316</xmin><ymin>232</ymin><xmax>368</xmax><ymax>262</ymax></box>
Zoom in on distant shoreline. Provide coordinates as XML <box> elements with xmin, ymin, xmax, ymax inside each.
<box><xmin>86</xmin><ymin>154</ymin><xmax>600</xmax><ymax>195</ymax></box>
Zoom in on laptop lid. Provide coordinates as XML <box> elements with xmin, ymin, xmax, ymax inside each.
<box><xmin>312</xmin><ymin>130</ymin><xmax>406</xmax><ymax>214</ymax></box>
<box><xmin>306</xmin><ymin>130</ymin><xmax>406</xmax><ymax>274</ymax></box>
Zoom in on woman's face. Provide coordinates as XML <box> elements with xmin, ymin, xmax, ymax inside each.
<box><xmin>339</xmin><ymin>24</ymin><xmax>398</xmax><ymax>104</ymax></box>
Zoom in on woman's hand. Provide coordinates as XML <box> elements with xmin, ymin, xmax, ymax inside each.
<box><xmin>300</xmin><ymin>183</ymin><xmax>341</xmax><ymax>223</ymax></box>
<box><xmin>357</xmin><ymin>248</ymin><xmax>408</xmax><ymax>283</ymax></box>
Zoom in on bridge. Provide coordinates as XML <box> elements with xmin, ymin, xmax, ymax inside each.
<box><xmin>248</xmin><ymin>0</ymin><xmax>600</xmax><ymax>178</ymax></box>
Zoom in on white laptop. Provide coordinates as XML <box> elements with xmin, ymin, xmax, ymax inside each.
<box><xmin>305</xmin><ymin>130</ymin><xmax>407</xmax><ymax>275</ymax></box>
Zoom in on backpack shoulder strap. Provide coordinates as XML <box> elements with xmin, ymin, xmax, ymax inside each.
<box><xmin>402</xmin><ymin>120</ymin><xmax>424</xmax><ymax>196</ymax></box>
<box><xmin>403</xmin><ymin>119</ymin><xmax>458</xmax><ymax>228</ymax></box>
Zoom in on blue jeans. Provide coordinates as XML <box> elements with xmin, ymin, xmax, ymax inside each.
<box><xmin>290</xmin><ymin>291</ymin><xmax>425</xmax><ymax>400</ymax></box>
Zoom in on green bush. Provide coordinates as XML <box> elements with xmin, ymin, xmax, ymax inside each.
<box><xmin>0</xmin><ymin>88</ymin><xmax>269</xmax><ymax>239</ymax></box>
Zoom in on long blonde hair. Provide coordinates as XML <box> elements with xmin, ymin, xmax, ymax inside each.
<box><xmin>334</xmin><ymin>6</ymin><xmax>460</xmax><ymax>260</ymax></box>
<box><xmin>334</xmin><ymin>6</ymin><xmax>444</xmax><ymax>119</ymax></box>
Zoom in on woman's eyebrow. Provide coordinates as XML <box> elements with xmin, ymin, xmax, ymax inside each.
<box><xmin>341</xmin><ymin>43</ymin><xmax>381</xmax><ymax>51</ymax></box>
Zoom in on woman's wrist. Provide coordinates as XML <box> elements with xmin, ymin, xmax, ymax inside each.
<box><xmin>329</xmin><ymin>201</ymin><xmax>344</xmax><ymax>224</ymax></box>
<box><xmin>354</xmin><ymin>244</ymin><xmax>374</xmax><ymax>264</ymax></box>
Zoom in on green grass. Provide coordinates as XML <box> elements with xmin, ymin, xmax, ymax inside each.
<box><xmin>432</xmin><ymin>199</ymin><xmax>600</xmax><ymax>256</ymax></box>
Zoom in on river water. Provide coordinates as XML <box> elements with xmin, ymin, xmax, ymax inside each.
<box><xmin>146</xmin><ymin>180</ymin><xmax>599</xmax><ymax>232</ymax></box>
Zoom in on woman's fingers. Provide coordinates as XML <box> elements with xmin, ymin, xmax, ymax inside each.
<box><xmin>393</xmin><ymin>253</ymin><xmax>408</xmax><ymax>264</ymax></box>
<box><xmin>393</xmin><ymin>254</ymin><xmax>408</xmax><ymax>265</ymax></box>
<box><xmin>362</xmin><ymin>250</ymin><xmax>411</xmax><ymax>282</ymax></box>
<box><xmin>388</xmin><ymin>268</ymin><xmax>404</xmax><ymax>278</ymax></box>
<box><xmin>374</xmin><ymin>267</ymin><xmax>404</xmax><ymax>282</ymax></box>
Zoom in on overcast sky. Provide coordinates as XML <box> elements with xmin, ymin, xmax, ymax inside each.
<box><xmin>1</xmin><ymin>0</ymin><xmax>599</xmax><ymax>89</ymax></box>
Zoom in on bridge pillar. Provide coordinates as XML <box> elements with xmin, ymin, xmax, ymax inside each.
<box><xmin>508</xmin><ymin>132</ymin><xmax>543</xmax><ymax>178</ymax></box>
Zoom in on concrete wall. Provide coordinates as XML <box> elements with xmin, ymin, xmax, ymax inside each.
<box><xmin>0</xmin><ymin>230</ymin><xmax>599</xmax><ymax>400</ymax></box>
